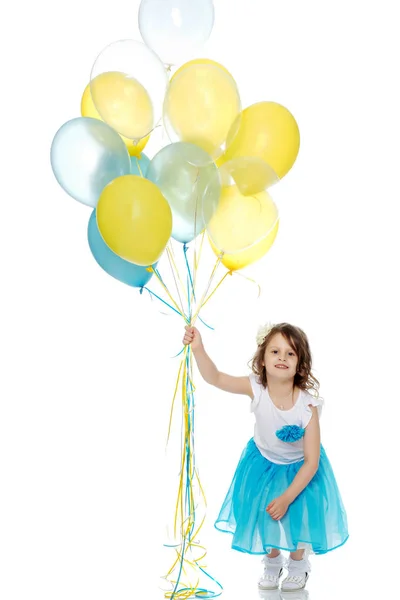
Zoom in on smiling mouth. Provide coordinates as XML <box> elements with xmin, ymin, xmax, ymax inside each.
<box><xmin>275</xmin><ymin>365</ymin><xmax>288</xmax><ymax>369</ymax></box>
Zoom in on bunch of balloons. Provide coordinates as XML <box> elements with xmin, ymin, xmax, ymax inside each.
<box><xmin>51</xmin><ymin>3</ymin><xmax>300</xmax><ymax>286</ymax></box>
<box><xmin>50</xmin><ymin>1</ymin><xmax>301</xmax><ymax>598</ymax></box>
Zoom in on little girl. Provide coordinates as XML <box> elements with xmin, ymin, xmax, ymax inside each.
<box><xmin>183</xmin><ymin>322</ymin><xmax>349</xmax><ymax>593</ymax></box>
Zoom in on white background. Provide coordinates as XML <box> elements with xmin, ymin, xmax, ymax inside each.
<box><xmin>1</xmin><ymin>0</ymin><xmax>399</xmax><ymax>598</ymax></box>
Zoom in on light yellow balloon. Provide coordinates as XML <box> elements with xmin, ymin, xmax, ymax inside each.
<box><xmin>90</xmin><ymin>71</ymin><xmax>154</xmax><ymax>141</ymax></box>
<box><xmin>219</xmin><ymin>156</ymin><xmax>279</xmax><ymax>196</ymax></box>
<box><xmin>81</xmin><ymin>83</ymin><xmax>150</xmax><ymax>157</ymax></box>
<box><xmin>96</xmin><ymin>175</ymin><xmax>172</xmax><ymax>266</ymax></box>
<box><xmin>219</xmin><ymin>102</ymin><xmax>300</xmax><ymax>179</ymax></box>
<box><xmin>205</xmin><ymin>184</ymin><xmax>279</xmax><ymax>257</ymax></box>
<box><xmin>209</xmin><ymin>219</ymin><xmax>279</xmax><ymax>271</ymax></box>
<box><xmin>164</xmin><ymin>63</ymin><xmax>241</xmax><ymax>159</ymax></box>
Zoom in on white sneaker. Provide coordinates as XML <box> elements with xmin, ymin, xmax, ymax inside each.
<box><xmin>258</xmin><ymin>590</ymin><xmax>283</xmax><ymax>600</ymax></box>
<box><xmin>258</xmin><ymin>553</ymin><xmax>287</xmax><ymax>590</ymax></box>
<box><xmin>281</xmin><ymin>556</ymin><xmax>311</xmax><ymax>592</ymax></box>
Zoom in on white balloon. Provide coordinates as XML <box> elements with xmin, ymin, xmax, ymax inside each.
<box><xmin>139</xmin><ymin>0</ymin><xmax>215</xmax><ymax>66</ymax></box>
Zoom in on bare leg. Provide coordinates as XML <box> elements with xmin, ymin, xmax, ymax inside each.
<box><xmin>289</xmin><ymin>549</ymin><xmax>305</xmax><ymax>560</ymax></box>
<box><xmin>266</xmin><ymin>548</ymin><xmax>281</xmax><ymax>558</ymax></box>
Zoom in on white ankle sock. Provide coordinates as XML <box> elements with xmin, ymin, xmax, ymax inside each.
<box><xmin>268</xmin><ymin>553</ymin><xmax>283</xmax><ymax>562</ymax></box>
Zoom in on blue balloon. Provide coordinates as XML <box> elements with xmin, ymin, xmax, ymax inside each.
<box><xmin>50</xmin><ymin>117</ymin><xmax>131</xmax><ymax>208</ymax></box>
<box><xmin>88</xmin><ymin>210</ymin><xmax>156</xmax><ymax>287</ymax></box>
<box><xmin>130</xmin><ymin>153</ymin><xmax>150</xmax><ymax>177</ymax></box>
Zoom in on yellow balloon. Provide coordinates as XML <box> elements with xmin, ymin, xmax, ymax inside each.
<box><xmin>209</xmin><ymin>219</ymin><xmax>279</xmax><ymax>271</ymax></box>
<box><xmin>96</xmin><ymin>175</ymin><xmax>172</xmax><ymax>266</ymax></box>
<box><xmin>164</xmin><ymin>62</ymin><xmax>241</xmax><ymax>159</ymax></box>
<box><xmin>219</xmin><ymin>102</ymin><xmax>300</xmax><ymax>179</ymax></box>
<box><xmin>81</xmin><ymin>84</ymin><xmax>150</xmax><ymax>157</ymax></box>
<box><xmin>205</xmin><ymin>184</ymin><xmax>279</xmax><ymax>257</ymax></box>
<box><xmin>172</xmin><ymin>58</ymin><xmax>232</xmax><ymax>81</ymax></box>
<box><xmin>90</xmin><ymin>71</ymin><xmax>154</xmax><ymax>141</ymax></box>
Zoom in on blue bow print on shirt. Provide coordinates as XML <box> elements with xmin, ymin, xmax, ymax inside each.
<box><xmin>275</xmin><ymin>424</ymin><xmax>305</xmax><ymax>443</ymax></box>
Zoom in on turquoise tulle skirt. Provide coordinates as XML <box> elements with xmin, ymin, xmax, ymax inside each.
<box><xmin>214</xmin><ymin>438</ymin><xmax>349</xmax><ymax>555</ymax></box>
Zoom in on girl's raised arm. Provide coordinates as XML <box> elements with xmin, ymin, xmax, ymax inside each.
<box><xmin>183</xmin><ymin>326</ymin><xmax>253</xmax><ymax>397</ymax></box>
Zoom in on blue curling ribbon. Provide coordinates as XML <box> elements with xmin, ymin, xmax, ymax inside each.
<box><xmin>198</xmin><ymin>316</ymin><xmax>214</xmax><ymax>331</ymax></box>
<box><xmin>141</xmin><ymin>287</ymin><xmax>186</xmax><ymax>319</ymax></box>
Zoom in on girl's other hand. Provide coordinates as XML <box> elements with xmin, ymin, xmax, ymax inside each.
<box><xmin>183</xmin><ymin>326</ymin><xmax>203</xmax><ymax>351</ymax></box>
<box><xmin>266</xmin><ymin>495</ymin><xmax>289</xmax><ymax>521</ymax></box>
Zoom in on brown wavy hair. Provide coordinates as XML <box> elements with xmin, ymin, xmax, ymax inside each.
<box><xmin>249</xmin><ymin>323</ymin><xmax>320</xmax><ymax>397</ymax></box>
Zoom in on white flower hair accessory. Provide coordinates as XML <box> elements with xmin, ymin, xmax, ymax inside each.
<box><xmin>256</xmin><ymin>322</ymin><xmax>275</xmax><ymax>346</ymax></box>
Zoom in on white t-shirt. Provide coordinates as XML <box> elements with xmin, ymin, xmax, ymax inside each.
<box><xmin>249</xmin><ymin>373</ymin><xmax>323</xmax><ymax>465</ymax></box>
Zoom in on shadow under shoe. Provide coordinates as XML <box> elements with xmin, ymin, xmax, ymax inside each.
<box><xmin>258</xmin><ymin>589</ymin><xmax>283</xmax><ymax>600</ymax></box>
<box><xmin>281</xmin><ymin>591</ymin><xmax>309</xmax><ymax>600</ymax></box>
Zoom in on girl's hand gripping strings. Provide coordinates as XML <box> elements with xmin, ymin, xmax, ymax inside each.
<box><xmin>183</xmin><ymin>326</ymin><xmax>203</xmax><ymax>351</ymax></box>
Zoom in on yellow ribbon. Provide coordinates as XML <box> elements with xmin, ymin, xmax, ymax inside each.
<box><xmin>135</xmin><ymin>156</ymin><xmax>144</xmax><ymax>177</ymax></box>
<box><xmin>232</xmin><ymin>270</ymin><xmax>262</xmax><ymax>298</ymax></box>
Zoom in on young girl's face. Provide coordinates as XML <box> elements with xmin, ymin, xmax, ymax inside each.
<box><xmin>263</xmin><ymin>333</ymin><xmax>298</xmax><ymax>381</ymax></box>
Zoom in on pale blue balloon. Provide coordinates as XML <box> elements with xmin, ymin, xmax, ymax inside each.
<box><xmin>146</xmin><ymin>142</ymin><xmax>221</xmax><ymax>244</ymax></box>
<box><xmin>139</xmin><ymin>0</ymin><xmax>215</xmax><ymax>66</ymax></box>
<box><xmin>50</xmin><ymin>117</ymin><xmax>131</xmax><ymax>208</ymax></box>
<box><xmin>130</xmin><ymin>153</ymin><xmax>150</xmax><ymax>177</ymax></box>
<box><xmin>88</xmin><ymin>210</ymin><xmax>156</xmax><ymax>288</ymax></box>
